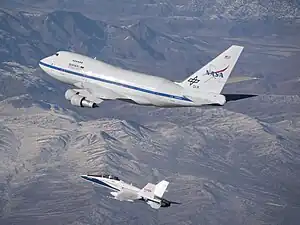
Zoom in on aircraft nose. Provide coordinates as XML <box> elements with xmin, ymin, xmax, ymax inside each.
<box><xmin>39</xmin><ymin>56</ymin><xmax>54</xmax><ymax>73</ymax></box>
<box><xmin>81</xmin><ymin>175</ymin><xmax>88</xmax><ymax>180</ymax></box>
<box><xmin>39</xmin><ymin>58</ymin><xmax>44</xmax><ymax>68</ymax></box>
<box><xmin>39</xmin><ymin>56</ymin><xmax>53</xmax><ymax>68</ymax></box>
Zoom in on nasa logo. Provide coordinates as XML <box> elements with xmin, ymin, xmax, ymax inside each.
<box><xmin>187</xmin><ymin>76</ymin><xmax>200</xmax><ymax>86</ymax></box>
<box><xmin>205</xmin><ymin>65</ymin><xmax>229</xmax><ymax>79</ymax></box>
<box><xmin>187</xmin><ymin>65</ymin><xmax>229</xmax><ymax>86</ymax></box>
<box><xmin>206</xmin><ymin>70</ymin><xmax>224</xmax><ymax>78</ymax></box>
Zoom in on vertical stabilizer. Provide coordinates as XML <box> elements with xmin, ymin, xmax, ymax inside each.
<box><xmin>154</xmin><ymin>180</ymin><xmax>169</xmax><ymax>198</ymax></box>
<box><xmin>138</xmin><ymin>183</ymin><xmax>155</xmax><ymax>199</ymax></box>
<box><xmin>179</xmin><ymin>45</ymin><xmax>244</xmax><ymax>94</ymax></box>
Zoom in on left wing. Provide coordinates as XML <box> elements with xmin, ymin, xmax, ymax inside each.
<box><xmin>65</xmin><ymin>82</ymin><xmax>126</xmax><ymax>108</ymax></box>
<box><xmin>74</xmin><ymin>82</ymin><xmax>125</xmax><ymax>100</ymax></box>
<box><xmin>113</xmin><ymin>190</ymin><xmax>139</xmax><ymax>202</ymax></box>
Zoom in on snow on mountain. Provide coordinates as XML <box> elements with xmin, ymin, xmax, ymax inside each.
<box><xmin>4</xmin><ymin>0</ymin><xmax>300</xmax><ymax>20</ymax></box>
<box><xmin>177</xmin><ymin>0</ymin><xmax>300</xmax><ymax>20</ymax></box>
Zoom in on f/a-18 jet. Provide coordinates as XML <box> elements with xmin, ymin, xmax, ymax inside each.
<box><xmin>39</xmin><ymin>45</ymin><xmax>256</xmax><ymax>108</ymax></box>
<box><xmin>81</xmin><ymin>174</ymin><xmax>180</xmax><ymax>209</ymax></box>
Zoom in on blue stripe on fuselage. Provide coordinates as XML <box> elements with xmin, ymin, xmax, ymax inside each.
<box><xmin>39</xmin><ymin>61</ymin><xmax>192</xmax><ymax>102</ymax></box>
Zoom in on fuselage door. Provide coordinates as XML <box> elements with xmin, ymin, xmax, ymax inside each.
<box><xmin>80</xmin><ymin>65</ymin><xmax>88</xmax><ymax>83</ymax></box>
<box><xmin>68</xmin><ymin>59</ymin><xmax>86</xmax><ymax>83</ymax></box>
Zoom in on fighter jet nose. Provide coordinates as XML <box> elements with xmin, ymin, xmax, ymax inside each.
<box><xmin>81</xmin><ymin>175</ymin><xmax>88</xmax><ymax>180</ymax></box>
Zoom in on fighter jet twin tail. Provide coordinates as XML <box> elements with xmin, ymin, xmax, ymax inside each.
<box><xmin>81</xmin><ymin>174</ymin><xmax>180</xmax><ymax>209</ymax></box>
<box><xmin>39</xmin><ymin>45</ymin><xmax>256</xmax><ymax>109</ymax></box>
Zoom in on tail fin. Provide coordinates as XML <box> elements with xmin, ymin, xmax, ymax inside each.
<box><xmin>138</xmin><ymin>183</ymin><xmax>155</xmax><ymax>199</ymax></box>
<box><xmin>154</xmin><ymin>180</ymin><xmax>169</xmax><ymax>198</ymax></box>
<box><xmin>179</xmin><ymin>45</ymin><xmax>244</xmax><ymax>94</ymax></box>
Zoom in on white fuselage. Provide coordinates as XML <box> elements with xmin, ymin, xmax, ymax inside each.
<box><xmin>81</xmin><ymin>175</ymin><xmax>140</xmax><ymax>194</ymax></box>
<box><xmin>39</xmin><ymin>51</ymin><xmax>225</xmax><ymax>107</ymax></box>
<box><xmin>81</xmin><ymin>175</ymin><xmax>159</xmax><ymax>204</ymax></box>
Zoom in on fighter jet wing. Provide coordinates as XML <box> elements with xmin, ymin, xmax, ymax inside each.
<box><xmin>114</xmin><ymin>190</ymin><xmax>139</xmax><ymax>202</ymax></box>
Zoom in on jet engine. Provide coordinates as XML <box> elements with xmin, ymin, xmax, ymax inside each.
<box><xmin>65</xmin><ymin>89</ymin><xmax>98</xmax><ymax>108</ymax></box>
<box><xmin>65</xmin><ymin>89</ymin><xmax>78</xmax><ymax>100</ymax></box>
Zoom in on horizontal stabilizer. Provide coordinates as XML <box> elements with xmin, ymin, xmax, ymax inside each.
<box><xmin>168</xmin><ymin>200</ymin><xmax>181</xmax><ymax>205</ymax></box>
<box><xmin>226</xmin><ymin>76</ymin><xmax>258</xmax><ymax>84</ymax></box>
<box><xmin>147</xmin><ymin>201</ymin><xmax>161</xmax><ymax>209</ymax></box>
<box><xmin>157</xmin><ymin>197</ymin><xmax>182</xmax><ymax>207</ymax></box>
<box><xmin>223</xmin><ymin>94</ymin><xmax>258</xmax><ymax>102</ymax></box>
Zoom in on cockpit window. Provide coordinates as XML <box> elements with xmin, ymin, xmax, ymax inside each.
<box><xmin>88</xmin><ymin>174</ymin><xmax>120</xmax><ymax>181</ymax></box>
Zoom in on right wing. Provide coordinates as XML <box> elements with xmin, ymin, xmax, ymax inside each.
<box><xmin>226</xmin><ymin>76</ymin><xmax>258</xmax><ymax>84</ymax></box>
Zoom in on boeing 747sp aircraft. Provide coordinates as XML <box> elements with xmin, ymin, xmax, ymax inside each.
<box><xmin>81</xmin><ymin>174</ymin><xmax>180</xmax><ymax>209</ymax></box>
<box><xmin>39</xmin><ymin>45</ymin><xmax>254</xmax><ymax>108</ymax></box>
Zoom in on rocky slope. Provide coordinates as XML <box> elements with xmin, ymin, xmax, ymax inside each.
<box><xmin>0</xmin><ymin>93</ymin><xmax>300</xmax><ymax>225</ymax></box>
<box><xmin>0</xmin><ymin>58</ymin><xmax>299</xmax><ymax>224</ymax></box>
<box><xmin>4</xmin><ymin>0</ymin><xmax>300</xmax><ymax>21</ymax></box>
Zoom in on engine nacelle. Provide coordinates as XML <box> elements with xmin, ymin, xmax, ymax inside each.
<box><xmin>70</xmin><ymin>95</ymin><xmax>97</xmax><ymax>108</ymax></box>
<box><xmin>65</xmin><ymin>89</ymin><xmax>78</xmax><ymax>100</ymax></box>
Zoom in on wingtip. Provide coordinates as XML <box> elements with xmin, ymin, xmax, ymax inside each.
<box><xmin>231</xmin><ymin>44</ymin><xmax>244</xmax><ymax>48</ymax></box>
<box><xmin>230</xmin><ymin>45</ymin><xmax>244</xmax><ymax>51</ymax></box>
